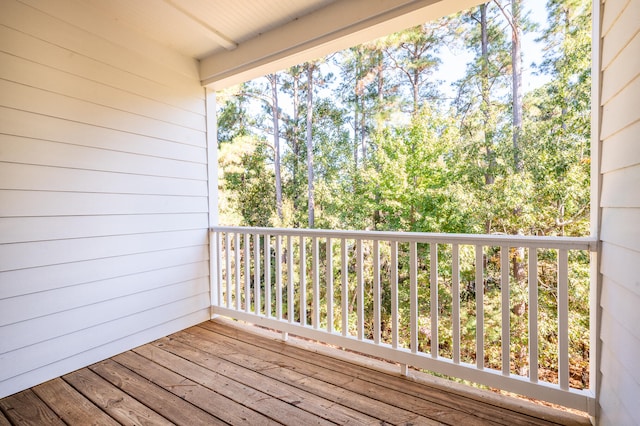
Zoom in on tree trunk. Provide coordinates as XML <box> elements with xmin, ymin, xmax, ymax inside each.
<box><xmin>268</xmin><ymin>73</ymin><xmax>283</xmax><ymax>220</ymax></box>
<box><xmin>292</xmin><ymin>68</ymin><xmax>301</xmax><ymax>227</ymax></box>
<box><xmin>480</xmin><ymin>4</ymin><xmax>495</xmax><ymax>187</ymax></box>
<box><xmin>511</xmin><ymin>0</ymin><xmax>523</xmax><ymax>173</ymax></box>
<box><xmin>306</xmin><ymin>63</ymin><xmax>315</xmax><ymax>228</ymax></box>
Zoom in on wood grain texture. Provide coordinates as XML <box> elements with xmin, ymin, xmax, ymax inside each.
<box><xmin>0</xmin><ymin>389</ymin><xmax>65</xmax><ymax>425</ymax></box>
<box><xmin>32</xmin><ymin>378</ymin><xmax>120</xmax><ymax>426</ymax></box>
<box><xmin>0</xmin><ymin>320</ymin><xmax>590</xmax><ymax>426</ymax></box>
<box><xmin>63</xmin><ymin>368</ymin><xmax>174</xmax><ymax>426</ymax></box>
<box><xmin>89</xmin><ymin>359</ymin><xmax>226</xmax><ymax>425</ymax></box>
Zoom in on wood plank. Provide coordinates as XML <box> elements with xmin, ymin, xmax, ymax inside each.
<box><xmin>1</xmin><ymin>296</ymin><xmax>210</xmax><ymax>383</ymax></box>
<box><xmin>0</xmin><ymin>162</ymin><xmax>207</xmax><ymax>197</ymax></box>
<box><xmin>601</xmin><ymin>166</ymin><xmax>640</xmax><ymax>209</ymax></box>
<box><xmin>0</xmin><ymin>244</ymin><xmax>208</xmax><ymax>299</ymax></box>
<box><xmin>0</xmin><ymin>410</ymin><xmax>10</xmax><ymax>426</ymax></box>
<box><xmin>600</xmin><ymin>208</ymin><xmax>640</xmax><ymax>252</ymax></box>
<box><xmin>2</xmin><ymin>262</ymin><xmax>209</xmax><ymax>327</ymax></box>
<box><xmin>0</xmin><ymin>107</ymin><xmax>206</xmax><ymax>163</ymax></box>
<box><xmin>124</xmin><ymin>347</ymin><xmax>331</xmax><ymax>425</ymax></box>
<box><xmin>0</xmin><ymin>310</ymin><xmax>209</xmax><ymax>400</ymax></box>
<box><xmin>0</xmin><ymin>134</ymin><xmax>207</xmax><ymax>181</ymax></box>
<box><xmin>0</xmin><ymin>389</ymin><xmax>65</xmax><ymax>425</ymax></box>
<box><xmin>600</xmin><ymin>76</ymin><xmax>640</xmax><ymax>142</ymax></box>
<box><xmin>89</xmin><ymin>359</ymin><xmax>226</xmax><ymax>425</ymax></box>
<box><xmin>0</xmin><ymin>80</ymin><xmax>204</xmax><ymax>147</ymax></box>
<box><xmin>143</xmin><ymin>337</ymin><xmax>382</xmax><ymax>425</ymax></box>
<box><xmin>600</xmin><ymin>242</ymin><xmax>640</xmax><ymax>298</ymax></box>
<box><xmin>602</xmin><ymin>0</ymin><xmax>629</xmax><ymax>37</ymax></box>
<box><xmin>601</xmin><ymin>32</ymin><xmax>640</xmax><ymax>104</ymax></box>
<box><xmin>176</xmin><ymin>326</ymin><xmax>459</xmax><ymax>425</ymax></box>
<box><xmin>0</xmin><ymin>26</ymin><xmax>203</xmax><ymax>116</ymax></box>
<box><xmin>199</xmin><ymin>321</ymin><xmax>568</xmax><ymax>426</ymax></box>
<box><xmin>600</xmin><ymin>120</ymin><xmax>640</xmax><ymax>173</ymax></box>
<box><xmin>600</xmin><ymin>346</ymin><xmax>640</xmax><ymax>417</ymax></box>
<box><xmin>32</xmin><ymin>378</ymin><xmax>119</xmax><ymax>426</ymax></box>
<box><xmin>0</xmin><ymin>52</ymin><xmax>204</xmax><ymax>131</ymax></box>
<box><xmin>20</xmin><ymin>0</ymin><xmax>199</xmax><ymax>80</ymax></box>
<box><xmin>0</xmin><ymin>228</ymin><xmax>207</xmax><ymax>272</ymax></box>
<box><xmin>63</xmin><ymin>368</ymin><xmax>173</xmax><ymax>426</ymax></box>
<box><xmin>600</xmin><ymin>310</ymin><xmax>640</xmax><ymax>386</ymax></box>
<box><xmin>114</xmin><ymin>350</ymin><xmax>282</xmax><ymax>425</ymax></box>
<box><xmin>3</xmin><ymin>276</ymin><xmax>209</xmax><ymax>351</ymax></box>
<box><xmin>0</xmin><ymin>0</ymin><xmax>202</xmax><ymax>96</ymax></box>
<box><xmin>601</xmin><ymin>0</ymin><xmax>639</xmax><ymax>69</ymax></box>
<box><xmin>0</xmin><ymin>213</ymin><xmax>209</xmax><ymax>245</ymax></box>
<box><xmin>0</xmin><ymin>190</ymin><xmax>207</xmax><ymax>219</ymax></box>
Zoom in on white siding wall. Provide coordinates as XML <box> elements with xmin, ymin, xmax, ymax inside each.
<box><xmin>598</xmin><ymin>0</ymin><xmax>640</xmax><ymax>424</ymax></box>
<box><xmin>0</xmin><ymin>0</ymin><xmax>210</xmax><ymax>397</ymax></box>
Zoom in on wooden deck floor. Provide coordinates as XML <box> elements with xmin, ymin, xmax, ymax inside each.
<box><xmin>0</xmin><ymin>319</ymin><xmax>591</xmax><ymax>425</ymax></box>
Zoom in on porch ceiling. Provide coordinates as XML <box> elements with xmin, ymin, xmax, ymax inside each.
<box><xmin>72</xmin><ymin>0</ymin><xmax>484</xmax><ymax>88</ymax></box>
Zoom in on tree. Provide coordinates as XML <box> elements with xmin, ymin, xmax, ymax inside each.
<box><xmin>266</xmin><ymin>73</ymin><xmax>284</xmax><ymax>221</ymax></box>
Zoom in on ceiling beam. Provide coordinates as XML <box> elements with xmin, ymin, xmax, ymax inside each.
<box><xmin>199</xmin><ymin>0</ymin><xmax>484</xmax><ymax>89</ymax></box>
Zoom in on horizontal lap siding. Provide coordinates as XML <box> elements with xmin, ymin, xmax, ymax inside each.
<box><xmin>598</xmin><ymin>0</ymin><xmax>640</xmax><ymax>424</ymax></box>
<box><xmin>0</xmin><ymin>0</ymin><xmax>210</xmax><ymax>398</ymax></box>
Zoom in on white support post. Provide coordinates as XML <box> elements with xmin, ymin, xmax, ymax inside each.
<box><xmin>452</xmin><ymin>244</ymin><xmax>460</xmax><ymax>364</ymax></box>
<box><xmin>341</xmin><ymin>238</ymin><xmax>348</xmax><ymax>337</ymax></box>
<box><xmin>476</xmin><ymin>244</ymin><xmax>484</xmax><ymax>370</ymax></box>
<box><xmin>391</xmin><ymin>241</ymin><xmax>399</xmax><ymax>349</ymax></box>
<box><xmin>326</xmin><ymin>237</ymin><xmax>334</xmax><ymax>333</ymax></box>
<box><xmin>276</xmin><ymin>235</ymin><xmax>282</xmax><ymax>320</ymax></box>
<box><xmin>430</xmin><ymin>243</ymin><xmax>438</xmax><ymax>358</ymax></box>
<box><xmin>558</xmin><ymin>249</ymin><xmax>569</xmax><ymax>391</ymax></box>
<box><xmin>529</xmin><ymin>247</ymin><xmax>539</xmax><ymax>383</ymax></box>
<box><xmin>264</xmin><ymin>234</ymin><xmax>271</xmax><ymax>318</ymax></box>
<box><xmin>500</xmin><ymin>245</ymin><xmax>510</xmax><ymax>376</ymax></box>
<box><xmin>356</xmin><ymin>239</ymin><xmax>364</xmax><ymax>340</ymax></box>
<box><xmin>373</xmin><ymin>239</ymin><xmax>381</xmax><ymax>345</ymax></box>
<box><xmin>244</xmin><ymin>233</ymin><xmax>251</xmax><ymax>313</ymax></box>
<box><xmin>205</xmin><ymin>89</ymin><xmax>219</xmax><ymax>316</ymax></box>
<box><xmin>300</xmin><ymin>235</ymin><xmax>306</xmax><ymax>326</ymax></box>
<box><xmin>234</xmin><ymin>233</ymin><xmax>241</xmax><ymax>310</ymax></box>
<box><xmin>410</xmin><ymin>241</ymin><xmax>418</xmax><ymax>354</ymax></box>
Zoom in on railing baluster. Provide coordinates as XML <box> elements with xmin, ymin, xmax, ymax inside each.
<box><xmin>287</xmin><ymin>235</ymin><xmax>294</xmax><ymax>323</ymax></box>
<box><xmin>476</xmin><ymin>244</ymin><xmax>484</xmax><ymax>369</ymax></box>
<box><xmin>244</xmin><ymin>233</ymin><xmax>250</xmax><ymax>312</ymax></box>
<box><xmin>235</xmin><ymin>233</ymin><xmax>241</xmax><ymax>310</ymax></box>
<box><xmin>391</xmin><ymin>240</ymin><xmax>398</xmax><ymax>349</ymax></box>
<box><xmin>225</xmin><ymin>232</ymin><xmax>231</xmax><ymax>308</ymax></box>
<box><xmin>430</xmin><ymin>243</ymin><xmax>438</xmax><ymax>358</ymax></box>
<box><xmin>410</xmin><ymin>241</ymin><xmax>418</xmax><ymax>354</ymax></box>
<box><xmin>312</xmin><ymin>236</ymin><xmax>319</xmax><ymax>329</ymax></box>
<box><xmin>452</xmin><ymin>243</ymin><xmax>460</xmax><ymax>364</ymax></box>
<box><xmin>501</xmin><ymin>245</ymin><xmax>510</xmax><ymax>376</ymax></box>
<box><xmin>558</xmin><ymin>249</ymin><xmax>569</xmax><ymax>391</ymax></box>
<box><xmin>209</xmin><ymin>226</ymin><xmax>594</xmax><ymax>410</ymax></box>
<box><xmin>275</xmin><ymin>235</ymin><xmax>282</xmax><ymax>320</ymax></box>
<box><xmin>254</xmin><ymin>233</ymin><xmax>260</xmax><ymax>316</ymax></box>
<box><xmin>356</xmin><ymin>239</ymin><xmax>364</xmax><ymax>340</ymax></box>
<box><xmin>529</xmin><ymin>248</ymin><xmax>538</xmax><ymax>382</ymax></box>
<box><xmin>341</xmin><ymin>238</ymin><xmax>348</xmax><ymax>336</ymax></box>
<box><xmin>264</xmin><ymin>234</ymin><xmax>271</xmax><ymax>318</ymax></box>
<box><xmin>326</xmin><ymin>237</ymin><xmax>334</xmax><ymax>333</ymax></box>
<box><xmin>373</xmin><ymin>239</ymin><xmax>380</xmax><ymax>345</ymax></box>
<box><xmin>300</xmin><ymin>235</ymin><xmax>306</xmax><ymax>326</ymax></box>
<box><xmin>216</xmin><ymin>231</ymin><xmax>222</xmax><ymax>308</ymax></box>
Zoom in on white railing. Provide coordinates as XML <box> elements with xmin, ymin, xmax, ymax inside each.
<box><xmin>210</xmin><ymin>226</ymin><xmax>597</xmax><ymax>413</ymax></box>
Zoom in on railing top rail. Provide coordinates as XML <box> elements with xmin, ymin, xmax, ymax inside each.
<box><xmin>210</xmin><ymin>226</ymin><xmax>597</xmax><ymax>251</ymax></box>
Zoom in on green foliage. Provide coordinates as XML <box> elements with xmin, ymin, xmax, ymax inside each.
<box><xmin>216</xmin><ymin>0</ymin><xmax>592</xmax><ymax>390</ymax></box>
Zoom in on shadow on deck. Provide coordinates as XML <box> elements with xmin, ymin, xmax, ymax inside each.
<box><xmin>0</xmin><ymin>318</ymin><xmax>591</xmax><ymax>425</ymax></box>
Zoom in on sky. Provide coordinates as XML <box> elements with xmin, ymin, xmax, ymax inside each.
<box><xmin>433</xmin><ymin>1</ymin><xmax>550</xmax><ymax>97</ymax></box>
